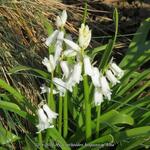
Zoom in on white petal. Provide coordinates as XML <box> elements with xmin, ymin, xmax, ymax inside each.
<box><xmin>100</xmin><ymin>76</ymin><xmax>111</xmax><ymax>100</ymax></box>
<box><xmin>42</xmin><ymin>104</ymin><xmax>58</xmax><ymax>123</ymax></box>
<box><xmin>91</xmin><ymin>67</ymin><xmax>101</xmax><ymax>87</ymax></box>
<box><xmin>106</xmin><ymin>70</ymin><xmax>120</xmax><ymax>86</ymax></box>
<box><xmin>54</xmin><ymin>31</ymin><xmax>64</xmax><ymax>62</ymax></box>
<box><xmin>83</xmin><ymin>55</ymin><xmax>93</xmax><ymax>76</ymax></box>
<box><xmin>56</xmin><ymin>16</ymin><xmax>62</xmax><ymax>28</ymax></box>
<box><xmin>63</xmin><ymin>49</ymin><xmax>77</xmax><ymax>57</ymax></box>
<box><xmin>60</xmin><ymin>61</ymin><xmax>70</xmax><ymax>78</ymax></box>
<box><xmin>42</xmin><ymin>55</ymin><xmax>56</xmax><ymax>73</ymax></box>
<box><xmin>94</xmin><ymin>88</ymin><xmax>103</xmax><ymax>106</ymax></box>
<box><xmin>110</xmin><ymin>62</ymin><xmax>124</xmax><ymax>79</ymax></box>
<box><xmin>72</xmin><ymin>62</ymin><xmax>82</xmax><ymax>84</ymax></box>
<box><xmin>45</xmin><ymin>30</ymin><xmax>59</xmax><ymax>46</ymax></box>
<box><xmin>64</xmin><ymin>39</ymin><xmax>80</xmax><ymax>51</ymax></box>
<box><xmin>53</xmin><ymin>78</ymin><xmax>66</xmax><ymax>96</ymax></box>
<box><xmin>37</xmin><ymin>108</ymin><xmax>47</xmax><ymax>123</ymax></box>
<box><xmin>40</xmin><ymin>85</ymin><xmax>58</xmax><ymax>94</ymax></box>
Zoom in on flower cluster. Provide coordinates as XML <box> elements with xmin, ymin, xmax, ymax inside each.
<box><xmin>36</xmin><ymin>102</ymin><xmax>58</xmax><ymax>133</ymax></box>
<box><xmin>37</xmin><ymin>10</ymin><xmax>124</xmax><ymax>132</ymax></box>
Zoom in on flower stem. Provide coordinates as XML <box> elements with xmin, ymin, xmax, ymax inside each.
<box><xmin>83</xmin><ymin>75</ymin><xmax>91</xmax><ymax>141</ymax></box>
<box><xmin>96</xmin><ymin>105</ymin><xmax>101</xmax><ymax>138</ymax></box>
<box><xmin>63</xmin><ymin>92</ymin><xmax>68</xmax><ymax>138</ymax></box>
<box><xmin>58</xmin><ymin>96</ymin><xmax>63</xmax><ymax>135</ymax></box>
<box><xmin>48</xmin><ymin>73</ymin><xmax>55</xmax><ymax>111</ymax></box>
<box><xmin>38</xmin><ymin>132</ymin><xmax>44</xmax><ymax>150</ymax></box>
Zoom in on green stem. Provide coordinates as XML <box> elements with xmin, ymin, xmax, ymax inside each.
<box><xmin>38</xmin><ymin>132</ymin><xmax>44</xmax><ymax>150</ymax></box>
<box><xmin>48</xmin><ymin>73</ymin><xmax>55</xmax><ymax>111</ymax></box>
<box><xmin>96</xmin><ymin>105</ymin><xmax>101</xmax><ymax>138</ymax></box>
<box><xmin>63</xmin><ymin>92</ymin><xmax>68</xmax><ymax>138</ymax></box>
<box><xmin>83</xmin><ymin>75</ymin><xmax>91</xmax><ymax>141</ymax></box>
<box><xmin>83</xmin><ymin>0</ymin><xmax>88</xmax><ymax>24</ymax></box>
<box><xmin>58</xmin><ymin>96</ymin><xmax>63</xmax><ymax>135</ymax></box>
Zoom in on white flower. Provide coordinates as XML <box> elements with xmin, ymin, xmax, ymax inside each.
<box><xmin>79</xmin><ymin>24</ymin><xmax>91</xmax><ymax>49</ymax></box>
<box><xmin>64</xmin><ymin>39</ymin><xmax>80</xmax><ymax>52</ymax></box>
<box><xmin>63</xmin><ymin>49</ymin><xmax>77</xmax><ymax>57</ymax></box>
<box><xmin>110</xmin><ymin>62</ymin><xmax>124</xmax><ymax>79</ymax></box>
<box><xmin>106</xmin><ymin>70</ymin><xmax>120</xmax><ymax>86</ymax></box>
<box><xmin>56</xmin><ymin>10</ymin><xmax>67</xmax><ymax>28</ymax></box>
<box><xmin>99</xmin><ymin>76</ymin><xmax>111</xmax><ymax>100</ymax></box>
<box><xmin>94</xmin><ymin>88</ymin><xmax>103</xmax><ymax>106</ymax></box>
<box><xmin>60</xmin><ymin>61</ymin><xmax>70</xmax><ymax>79</ymax></box>
<box><xmin>54</xmin><ymin>31</ymin><xmax>64</xmax><ymax>62</ymax></box>
<box><xmin>42</xmin><ymin>55</ymin><xmax>56</xmax><ymax>73</ymax></box>
<box><xmin>91</xmin><ymin>67</ymin><xmax>101</xmax><ymax>87</ymax></box>
<box><xmin>40</xmin><ymin>85</ymin><xmax>58</xmax><ymax>94</ymax></box>
<box><xmin>42</xmin><ymin>104</ymin><xmax>58</xmax><ymax>123</ymax></box>
<box><xmin>45</xmin><ymin>30</ymin><xmax>59</xmax><ymax>46</ymax></box>
<box><xmin>83</xmin><ymin>55</ymin><xmax>93</xmax><ymax>76</ymax></box>
<box><xmin>72</xmin><ymin>62</ymin><xmax>82</xmax><ymax>84</ymax></box>
<box><xmin>36</xmin><ymin>108</ymin><xmax>54</xmax><ymax>132</ymax></box>
<box><xmin>53</xmin><ymin>78</ymin><xmax>66</xmax><ymax>96</ymax></box>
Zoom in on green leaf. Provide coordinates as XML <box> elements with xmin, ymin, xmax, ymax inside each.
<box><xmin>0</xmin><ymin>79</ymin><xmax>24</xmax><ymax>102</ymax></box>
<box><xmin>0</xmin><ymin>101</ymin><xmax>35</xmax><ymax>123</ymax></box>
<box><xmin>99</xmin><ymin>8</ymin><xmax>118</xmax><ymax>73</ymax></box>
<box><xmin>46</xmin><ymin>128</ymin><xmax>71</xmax><ymax>150</ymax></box>
<box><xmin>120</xmin><ymin>18</ymin><xmax>150</xmax><ymax>71</ymax></box>
<box><xmin>114</xmin><ymin>126</ymin><xmax>150</xmax><ymax>142</ymax></box>
<box><xmin>117</xmin><ymin>69</ymin><xmax>150</xmax><ymax>96</ymax></box>
<box><xmin>9</xmin><ymin>65</ymin><xmax>49</xmax><ymax>79</ymax></box>
<box><xmin>78</xmin><ymin>134</ymin><xmax>114</xmax><ymax>150</ymax></box>
<box><xmin>0</xmin><ymin>123</ymin><xmax>20</xmax><ymax>145</ymax></box>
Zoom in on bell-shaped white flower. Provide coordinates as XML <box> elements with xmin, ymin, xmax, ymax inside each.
<box><xmin>94</xmin><ymin>88</ymin><xmax>103</xmax><ymax>106</ymax></box>
<box><xmin>53</xmin><ymin>78</ymin><xmax>66</xmax><ymax>96</ymax></box>
<box><xmin>99</xmin><ymin>76</ymin><xmax>111</xmax><ymax>100</ymax></box>
<box><xmin>110</xmin><ymin>62</ymin><xmax>124</xmax><ymax>79</ymax></box>
<box><xmin>79</xmin><ymin>24</ymin><xmax>91</xmax><ymax>49</ymax></box>
<box><xmin>42</xmin><ymin>55</ymin><xmax>56</xmax><ymax>73</ymax></box>
<box><xmin>106</xmin><ymin>70</ymin><xmax>120</xmax><ymax>86</ymax></box>
<box><xmin>36</xmin><ymin>108</ymin><xmax>54</xmax><ymax>132</ymax></box>
<box><xmin>42</xmin><ymin>104</ymin><xmax>58</xmax><ymax>123</ymax></box>
<box><xmin>83</xmin><ymin>55</ymin><xmax>93</xmax><ymax>76</ymax></box>
<box><xmin>45</xmin><ymin>30</ymin><xmax>59</xmax><ymax>46</ymax></box>
<box><xmin>64</xmin><ymin>39</ymin><xmax>80</xmax><ymax>52</ymax></box>
<box><xmin>40</xmin><ymin>85</ymin><xmax>58</xmax><ymax>94</ymax></box>
<box><xmin>60</xmin><ymin>61</ymin><xmax>70</xmax><ymax>79</ymax></box>
<box><xmin>63</xmin><ymin>49</ymin><xmax>77</xmax><ymax>57</ymax></box>
<box><xmin>72</xmin><ymin>62</ymin><xmax>82</xmax><ymax>84</ymax></box>
<box><xmin>56</xmin><ymin>10</ymin><xmax>67</xmax><ymax>28</ymax></box>
<box><xmin>91</xmin><ymin>67</ymin><xmax>101</xmax><ymax>87</ymax></box>
<box><xmin>54</xmin><ymin>31</ymin><xmax>64</xmax><ymax>62</ymax></box>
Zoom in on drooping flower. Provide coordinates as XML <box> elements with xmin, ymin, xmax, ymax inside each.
<box><xmin>42</xmin><ymin>55</ymin><xmax>56</xmax><ymax>73</ymax></box>
<box><xmin>60</xmin><ymin>61</ymin><xmax>70</xmax><ymax>79</ymax></box>
<box><xmin>106</xmin><ymin>70</ymin><xmax>120</xmax><ymax>86</ymax></box>
<box><xmin>42</xmin><ymin>104</ymin><xmax>58</xmax><ymax>123</ymax></box>
<box><xmin>91</xmin><ymin>67</ymin><xmax>101</xmax><ymax>87</ymax></box>
<box><xmin>36</xmin><ymin>103</ymin><xmax>58</xmax><ymax>132</ymax></box>
<box><xmin>83</xmin><ymin>55</ymin><xmax>93</xmax><ymax>76</ymax></box>
<box><xmin>63</xmin><ymin>39</ymin><xmax>81</xmax><ymax>52</ymax></box>
<box><xmin>110</xmin><ymin>62</ymin><xmax>124</xmax><ymax>79</ymax></box>
<box><xmin>79</xmin><ymin>23</ymin><xmax>91</xmax><ymax>50</ymax></box>
<box><xmin>94</xmin><ymin>88</ymin><xmax>103</xmax><ymax>106</ymax></box>
<box><xmin>72</xmin><ymin>62</ymin><xmax>82</xmax><ymax>84</ymax></box>
<box><xmin>56</xmin><ymin>10</ymin><xmax>67</xmax><ymax>28</ymax></box>
<box><xmin>54</xmin><ymin>31</ymin><xmax>64</xmax><ymax>62</ymax></box>
<box><xmin>53</xmin><ymin>77</ymin><xmax>66</xmax><ymax>96</ymax></box>
<box><xmin>99</xmin><ymin>75</ymin><xmax>112</xmax><ymax>100</ymax></box>
<box><xmin>45</xmin><ymin>30</ymin><xmax>59</xmax><ymax>46</ymax></box>
<box><xmin>40</xmin><ymin>85</ymin><xmax>58</xmax><ymax>94</ymax></box>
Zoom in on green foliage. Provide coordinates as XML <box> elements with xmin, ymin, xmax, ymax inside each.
<box><xmin>0</xmin><ymin>8</ymin><xmax>150</xmax><ymax>150</ymax></box>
